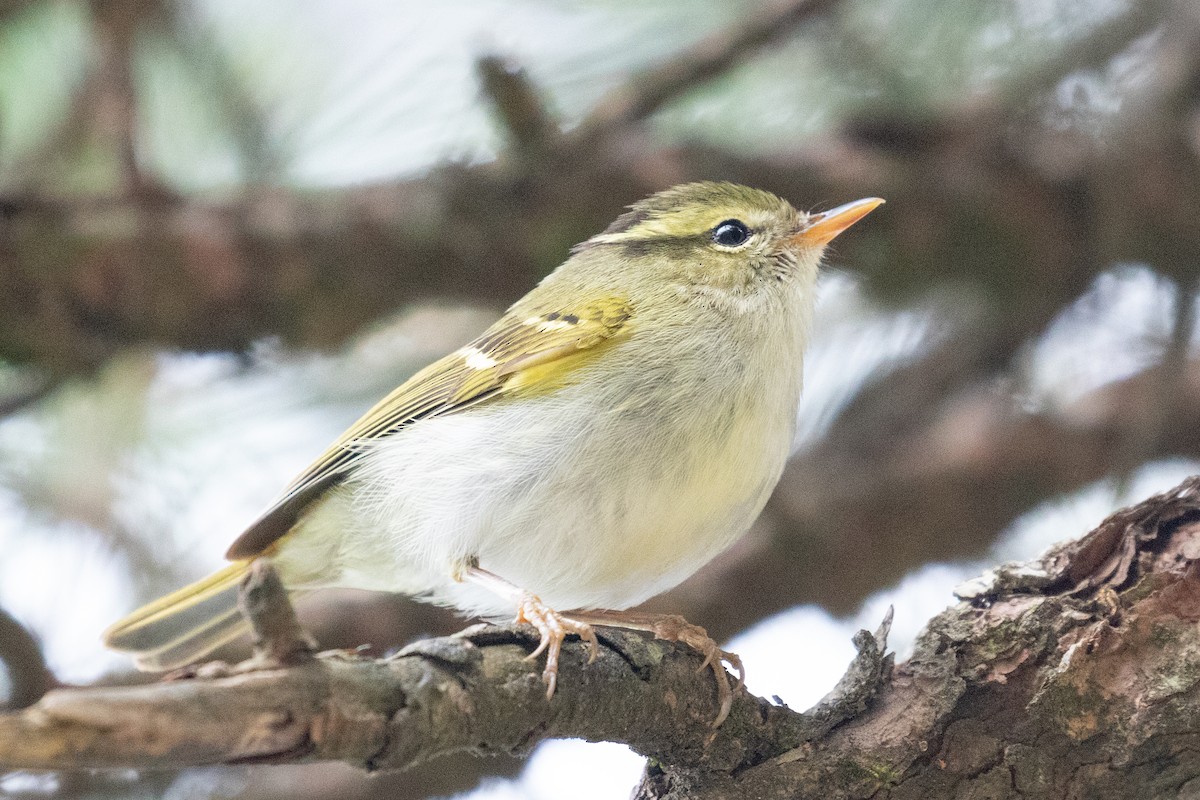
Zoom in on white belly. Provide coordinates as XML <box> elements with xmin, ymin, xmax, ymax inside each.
<box><xmin>276</xmin><ymin>327</ymin><xmax>804</xmax><ymax>618</ymax></box>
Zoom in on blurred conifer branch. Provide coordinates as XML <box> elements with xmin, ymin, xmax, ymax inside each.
<box><xmin>0</xmin><ymin>607</ymin><xmax>53</xmax><ymax>710</ymax></box>
<box><xmin>569</xmin><ymin>0</ymin><xmax>842</xmax><ymax>146</ymax></box>
<box><xmin>1</xmin><ymin>1</ymin><xmax>1200</xmax><ymax>794</ymax></box>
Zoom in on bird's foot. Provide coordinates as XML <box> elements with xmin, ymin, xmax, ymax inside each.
<box><xmin>567</xmin><ymin>610</ymin><xmax>744</xmax><ymax>727</ymax></box>
<box><xmin>515</xmin><ymin>593</ymin><xmax>600</xmax><ymax>698</ymax></box>
<box><xmin>646</xmin><ymin>614</ymin><xmax>744</xmax><ymax>727</ymax></box>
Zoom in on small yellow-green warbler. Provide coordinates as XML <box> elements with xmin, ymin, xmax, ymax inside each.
<box><xmin>104</xmin><ymin>182</ymin><xmax>882</xmax><ymax>725</ymax></box>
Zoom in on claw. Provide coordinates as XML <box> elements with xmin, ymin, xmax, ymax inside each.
<box><xmin>561</xmin><ymin>610</ymin><xmax>745</xmax><ymax>728</ymax></box>
<box><xmin>526</xmin><ymin>639</ymin><xmax>549</xmax><ymax>661</ymax></box>
<box><xmin>727</xmin><ymin>653</ymin><xmax>746</xmax><ymax>693</ymax></box>
<box><xmin>584</xmin><ymin>636</ymin><xmax>599</xmax><ymax>664</ymax></box>
<box><xmin>515</xmin><ymin>593</ymin><xmax>598</xmax><ymax>700</ymax></box>
<box><xmin>647</xmin><ymin>615</ymin><xmax>743</xmax><ymax>728</ymax></box>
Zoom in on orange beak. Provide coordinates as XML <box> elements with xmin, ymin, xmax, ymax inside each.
<box><xmin>792</xmin><ymin>197</ymin><xmax>885</xmax><ymax>247</ymax></box>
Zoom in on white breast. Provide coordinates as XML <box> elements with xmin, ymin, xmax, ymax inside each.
<box><xmin>279</xmin><ymin>286</ymin><xmax>813</xmax><ymax>619</ymax></box>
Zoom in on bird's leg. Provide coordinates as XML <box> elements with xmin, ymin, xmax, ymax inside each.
<box><xmin>459</xmin><ymin>567</ymin><xmax>739</xmax><ymax>725</ymax></box>
<box><xmin>564</xmin><ymin>609</ymin><xmax>744</xmax><ymax>727</ymax></box>
<box><xmin>461</xmin><ymin>566</ymin><xmax>599</xmax><ymax>698</ymax></box>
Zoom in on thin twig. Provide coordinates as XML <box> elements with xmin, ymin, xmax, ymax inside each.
<box><xmin>571</xmin><ymin>0</ymin><xmax>844</xmax><ymax>146</ymax></box>
<box><xmin>0</xmin><ymin>373</ymin><xmax>56</xmax><ymax>419</ymax></box>
<box><xmin>88</xmin><ymin>0</ymin><xmax>145</xmax><ymax>195</ymax></box>
<box><xmin>239</xmin><ymin>560</ymin><xmax>317</xmax><ymax>666</ymax></box>
<box><xmin>477</xmin><ymin>54</ymin><xmax>561</xmax><ymax>158</ymax></box>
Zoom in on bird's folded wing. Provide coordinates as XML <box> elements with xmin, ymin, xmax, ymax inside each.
<box><xmin>225</xmin><ymin>295</ymin><xmax>632</xmax><ymax>559</ymax></box>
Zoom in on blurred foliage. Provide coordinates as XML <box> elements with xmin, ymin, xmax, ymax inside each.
<box><xmin>1</xmin><ymin>0</ymin><xmax>1200</xmax><ymax>798</ymax></box>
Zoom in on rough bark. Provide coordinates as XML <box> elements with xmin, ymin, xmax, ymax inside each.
<box><xmin>641</xmin><ymin>476</ymin><xmax>1200</xmax><ymax>799</ymax></box>
<box><xmin>0</xmin><ymin>559</ymin><xmax>891</xmax><ymax>777</ymax></box>
<box><xmin>4</xmin><ymin>477</ymin><xmax>1200</xmax><ymax>798</ymax></box>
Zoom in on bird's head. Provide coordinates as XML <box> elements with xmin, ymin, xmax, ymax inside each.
<box><xmin>576</xmin><ymin>182</ymin><xmax>883</xmax><ymax>300</ymax></box>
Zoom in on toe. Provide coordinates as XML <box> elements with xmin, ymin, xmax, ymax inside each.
<box><xmin>709</xmin><ymin>661</ymin><xmax>733</xmax><ymax>728</ymax></box>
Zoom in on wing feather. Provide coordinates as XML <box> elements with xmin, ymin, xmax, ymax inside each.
<box><xmin>225</xmin><ymin>296</ymin><xmax>631</xmax><ymax>559</ymax></box>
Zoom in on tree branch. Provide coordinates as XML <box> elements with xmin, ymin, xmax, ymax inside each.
<box><xmin>0</xmin><ymin>619</ymin><xmax>859</xmax><ymax>774</ymax></box>
<box><xmin>639</xmin><ymin>476</ymin><xmax>1200</xmax><ymax>798</ymax></box>
<box><xmin>571</xmin><ymin>0</ymin><xmax>843</xmax><ymax>145</ymax></box>
<box><xmin>5</xmin><ymin>477</ymin><xmax>1200</xmax><ymax>799</ymax></box>
<box><xmin>477</xmin><ymin>55</ymin><xmax>561</xmax><ymax>159</ymax></box>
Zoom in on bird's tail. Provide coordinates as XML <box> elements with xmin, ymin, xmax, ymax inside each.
<box><xmin>103</xmin><ymin>561</ymin><xmax>254</xmax><ymax>672</ymax></box>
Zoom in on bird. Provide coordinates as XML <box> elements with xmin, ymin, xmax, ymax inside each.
<box><xmin>104</xmin><ymin>182</ymin><xmax>883</xmax><ymax>726</ymax></box>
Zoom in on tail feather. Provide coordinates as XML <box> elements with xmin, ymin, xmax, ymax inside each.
<box><xmin>131</xmin><ymin>606</ymin><xmax>248</xmax><ymax>672</ymax></box>
<box><xmin>104</xmin><ymin>562</ymin><xmax>254</xmax><ymax>671</ymax></box>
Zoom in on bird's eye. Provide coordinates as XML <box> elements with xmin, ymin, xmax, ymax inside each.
<box><xmin>712</xmin><ymin>220</ymin><xmax>751</xmax><ymax>247</ymax></box>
